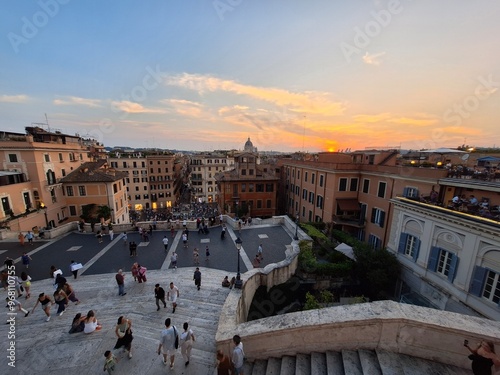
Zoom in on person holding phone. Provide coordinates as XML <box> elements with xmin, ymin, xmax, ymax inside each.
<box><xmin>465</xmin><ymin>339</ymin><xmax>500</xmax><ymax>375</ymax></box>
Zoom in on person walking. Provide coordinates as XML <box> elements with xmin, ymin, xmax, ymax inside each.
<box><xmin>171</xmin><ymin>251</ymin><xmax>178</xmax><ymax>270</ymax></box>
<box><xmin>108</xmin><ymin>224</ymin><xmax>114</xmax><ymax>241</ymax></box>
<box><xmin>216</xmin><ymin>350</ymin><xmax>232</xmax><ymax>375</ymax></box>
<box><xmin>180</xmin><ymin>322</ymin><xmax>195</xmax><ymax>366</ymax></box>
<box><xmin>32</xmin><ymin>292</ymin><xmax>54</xmax><ymax>322</ymax></box>
<box><xmin>62</xmin><ymin>282</ymin><xmax>80</xmax><ymax>305</ymax></box>
<box><xmin>465</xmin><ymin>339</ymin><xmax>500</xmax><ymax>375</ymax></box>
<box><xmin>205</xmin><ymin>245</ymin><xmax>210</xmax><ymax>262</ymax></box>
<box><xmin>69</xmin><ymin>260</ymin><xmax>80</xmax><ymax>279</ymax></box>
<box><xmin>21</xmin><ymin>252</ymin><xmax>32</xmax><ymax>268</ymax></box>
<box><xmin>155</xmin><ymin>283</ymin><xmax>167</xmax><ymax>311</ymax></box>
<box><xmin>162</xmin><ymin>235</ymin><xmax>169</xmax><ymax>252</ymax></box>
<box><xmin>18</xmin><ymin>232</ymin><xmax>25</xmax><ymax>246</ymax></box>
<box><xmin>115</xmin><ymin>269</ymin><xmax>126</xmax><ymax>296</ymax></box>
<box><xmin>25</xmin><ymin>231</ymin><xmax>35</xmax><ymax>245</ymax></box>
<box><xmin>131</xmin><ymin>241</ymin><xmax>137</xmax><ymax>257</ymax></box>
<box><xmin>53</xmin><ymin>287</ymin><xmax>69</xmax><ymax>316</ymax></box>
<box><xmin>20</xmin><ymin>271</ymin><xmax>32</xmax><ymax>299</ymax></box>
<box><xmin>96</xmin><ymin>230</ymin><xmax>103</xmax><ymax>244</ymax></box>
<box><xmin>257</xmin><ymin>244</ymin><xmax>263</xmax><ymax>260</ymax></box>
<box><xmin>193</xmin><ymin>268</ymin><xmax>201</xmax><ymax>291</ymax></box>
<box><xmin>129</xmin><ymin>241</ymin><xmax>134</xmax><ymax>257</ymax></box>
<box><xmin>232</xmin><ymin>335</ymin><xmax>245</xmax><ymax>375</ymax></box>
<box><xmin>157</xmin><ymin>318</ymin><xmax>179</xmax><ymax>370</ymax></box>
<box><xmin>103</xmin><ymin>350</ymin><xmax>118</xmax><ymax>375</ymax></box>
<box><xmin>193</xmin><ymin>248</ymin><xmax>199</xmax><ymax>265</ymax></box>
<box><xmin>182</xmin><ymin>233</ymin><xmax>188</xmax><ymax>248</ymax></box>
<box><xmin>114</xmin><ymin>316</ymin><xmax>133</xmax><ymax>359</ymax></box>
<box><xmin>122</xmin><ymin>232</ymin><xmax>128</xmax><ymax>246</ymax></box>
<box><xmin>167</xmin><ymin>282</ymin><xmax>179</xmax><ymax>313</ymax></box>
<box><xmin>137</xmin><ymin>264</ymin><xmax>147</xmax><ymax>283</ymax></box>
<box><xmin>131</xmin><ymin>262</ymin><xmax>139</xmax><ymax>282</ymax></box>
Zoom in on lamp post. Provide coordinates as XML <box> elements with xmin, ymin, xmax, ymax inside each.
<box><xmin>40</xmin><ymin>203</ymin><xmax>49</xmax><ymax>228</ymax></box>
<box><xmin>293</xmin><ymin>214</ymin><xmax>299</xmax><ymax>241</ymax></box>
<box><xmin>234</xmin><ymin>237</ymin><xmax>243</xmax><ymax>289</ymax></box>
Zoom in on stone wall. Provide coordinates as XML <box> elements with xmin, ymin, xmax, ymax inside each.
<box><xmin>216</xmin><ymin>300</ymin><xmax>500</xmax><ymax>370</ymax></box>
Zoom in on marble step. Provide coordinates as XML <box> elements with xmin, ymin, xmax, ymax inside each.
<box><xmin>246</xmin><ymin>349</ymin><xmax>474</xmax><ymax>375</ymax></box>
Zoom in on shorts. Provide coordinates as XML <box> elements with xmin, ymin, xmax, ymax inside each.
<box><xmin>234</xmin><ymin>366</ymin><xmax>243</xmax><ymax>375</ymax></box>
<box><xmin>170</xmin><ymin>295</ymin><xmax>177</xmax><ymax>303</ymax></box>
<box><xmin>162</xmin><ymin>348</ymin><xmax>177</xmax><ymax>356</ymax></box>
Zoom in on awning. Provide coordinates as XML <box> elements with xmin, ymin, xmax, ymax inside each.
<box><xmin>335</xmin><ymin>243</ymin><xmax>355</xmax><ymax>260</ymax></box>
<box><xmin>336</xmin><ymin>198</ymin><xmax>361</xmax><ymax>211</ymax></box>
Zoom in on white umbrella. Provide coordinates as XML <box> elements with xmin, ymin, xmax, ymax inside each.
<box><xmin>335</xmin><ymin>243</ymin><xmax>355</xmax><ymax>260</ymax></box>
<box><xmin>420</xmin><ymin>148</ymin><xmax>465</xmax><ymax>154</ymax></box>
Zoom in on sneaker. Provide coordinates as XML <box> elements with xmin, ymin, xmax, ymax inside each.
<box><xmin>46</xmin><ymin>316</ymin><xmax>51</xmax><ymax>322</ymax></box>
<box><xmin>163</xmin><ymin>359</ymin><xmax>167</xmax><ymax>366</ymax></box>
<box><xmin>128</xmin><ymin>352</ymin><xmax>132</xmax><ymax>359</ymax></box>
<box><xmin>58</xmin><ymin>311</ymin><xmax>64</xmax><ymax>316</ymax></box>
<box><xmin>170</xmin><ymin>364</ymin><xmax>174</xmax><ymax>369</ymax></box>
<box><xmin>185</xmin><ymin>361</ymin><xmax>189</xmax><ymax>366</ymax></box>
<box><xmin>122</xmin><ymin>293</ymin><xmax>127</xmax><ymax>296</ymax></box>
<box><xmin>157</xmin><ymin>307</ymin><xmax>160</xmax><ymax>311</ymax></box>
<box><xmin>24</xmin><ymin>312</ymin><xmax>29</xmax><ymax>317</ymax></box>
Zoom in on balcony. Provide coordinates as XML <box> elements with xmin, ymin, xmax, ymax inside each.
<box><xmin>332</xmin><ymin>214</ymin><xmax>365</xmax><ymax>228</ymax></box>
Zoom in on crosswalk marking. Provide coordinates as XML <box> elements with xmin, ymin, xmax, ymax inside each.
<box><xmin>66</xmin><ymin>246</ymin><xmax>82</xmax><ymax>251</ymax></box>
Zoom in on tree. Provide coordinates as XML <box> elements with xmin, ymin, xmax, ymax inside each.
<box><xmin>96</xmin><ymin>205</ymin><xmax>112</xmax><ymax>221</ymax></box>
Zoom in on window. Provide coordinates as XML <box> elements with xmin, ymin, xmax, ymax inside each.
<box><xmin>241</xmin><ymin>169</ymin><xmax>247</xmax><ymax>175</ymax></box>
<box><xmin>309</xmin><ymin>192</ymin><xmax>314</xmax><ymax>203</ymax></box>
<box><xmin>297</xmin><ymin>170</ymin><xmax>301</xmax><ymax>179</ymax></box>
<box><xmin>319</xmin><ymin>175</ymin><xmax>324</xmax><ymax>187</ymax></box>
<box><xmin>66</xmin><ymin>186</ymin><xmax>74</xmax><ymax>196</ymax></box>
<box><xmin>249</xmin><ymin>169</ymin><xmax>254</xmax><ymax>175</ymax></box>
<box><xmin>78</xmin><ymin>186</ymin><xmax>86</xmax><ymax>196</ymax></box>
<box><xmin>266</xmin><ymin>199</ymin><xmax>271</xmax><ymax>208</ymax></box>
<box><xmin>46</xmin><ymin>170</ymin><xmax>56</xmax><ymax>185</ymax></box>
<box><xmin>256</xmin><ymin>184</ymin><xmax>264</xmax><ymax>192</ymax></box>
<box><xmin>371</xmin><ymin>208</ymin><xmax>385</xmax><ymax>228</ymax></box>
<box><xmin>339</xmin><ymin>178</ymin><xmax>347</xmax><ymax>191</ymax></box>
<box><xmin>61</xmin><ymin>169</ymin><xmax>66</xmax><ymax>177</ymax></box>
<box><xmin>316</xmin><ymin>195</ymin><xmax>324</xmax><ymax>209</ymax></box>
<box><xmin>368</xmin><ymin>234</ymin><xmax>381</xmax><ymax>250</ymax></box>
<box><xmin>69</xmin><ymin>206</ymin><xmax>77</xmax><ymax>216</ymax></box>
<box><xmin>403</xmin><ymin>187</ymin><xmax>419</xmax><ymax>198</ymax></box>
<box><xmin>265</xmin><ymin>184</ymin><xmax>273</xmax><ymax>192</ymax></box>
<box><xmin>59</xmin><ymin>153</ymin><xmax>63</xmax><ymax>162</ymax></box>
<box><xmin>470</xmin><ymin>267</ymin><xmax>500</xmax><ymax>305</ymax></box>
<box><xmin>257</xmin><ymin>200</ymin><xmax>262</xmax><ymax>209</ymax></box>
<box><xmin>350</xmin><ymin>178</ymin><xmax>358</xmax><ymax>192</ymax></box>
<box><xmin>398</xmin><ymin>233</ymin><xmax>420</xmax><ymax>261</ymax></box>
<box><xmin>304</xmin><ymin>172</ymin><xmax>308</xmax><ymax>182</ymax></box>
<box><xmin>302</xmin><ymin>189</ymin><xmax>307</xmax><ymax>199</ymax></box>
<box><xmin>427</xmin><ymin>247</ymin><xmax>459</xmax><ymax>282</ymax></box>
<box><xmin>8</xmin><ymin>154</ymin><xmax>18</xmax><ymax>162</ymax></box>
<box><xmin>377</xmin><ymin>182</ymin><xmax>386</xmax><ymax>198</ymax></box>
<box><xmin>44</xmin><ymin>154</ymin><xmax>50</xmax><ymax>162</ymax></box>
<box><xmin>311</xmin><ymin>173</ymin><xmax>315</xmax><ymax>184</ymax></box>
<box><xmin>362</xmin><ymin>179</ymin><xmax>370</xmax><ymax>194</ymax></box>
<box><xmin>249</xmin><ymin>184</ymin><xmax>254</xmax><ymax>192</ymax></box>
<box><xmin>113</xmin><ymin>183</ymin><xmax>118</xmax><ymax>194</ymax></box>
<box><xmin>241</xmin><ymin>184</ymin><xmax>246</xmax><ymax>193</ymax></box>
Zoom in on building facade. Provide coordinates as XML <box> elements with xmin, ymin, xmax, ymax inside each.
<box><xmin>189</xmin><ymin>153</ymin><xmax>232</xmax><ymax>203</ymax></box>
<box><xmin>109</xmin><ymin>154</ymin><xmax>149</xmax><ymax>211</ymax></box>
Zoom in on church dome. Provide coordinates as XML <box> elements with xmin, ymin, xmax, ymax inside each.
<box><xmin>244</xmin><ymin>137</ymin><xmax>254</xmax><ymax>151</ymax></box>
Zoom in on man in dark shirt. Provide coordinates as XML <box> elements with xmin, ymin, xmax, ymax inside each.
<box><xmin>154</xmin><ymin>283</ymin><xmax>166</xmax><ymax>311</ymax></box>
<box><xmin>115</xmin><ymin>269</ymin><xmax>126</xmax><ymax>296</ymax></box>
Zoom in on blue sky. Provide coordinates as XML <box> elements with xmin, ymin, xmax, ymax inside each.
<box><xmin>1</xmin><ymin>0</ymin><xmax>499</xmax><ymax>152</ymax></box>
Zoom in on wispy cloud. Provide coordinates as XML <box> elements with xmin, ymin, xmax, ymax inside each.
<box><xmin>53</xmin><ymin>96</ymin><xmax>102</xmax><ymax>108</ymax></box>
<box><xmin>353</xmin><ymin>113</ymin><xmax>437</xmax><ymax>126</ymax></box>
<box><xmin>166</xmin><ymin>73</ymin><xmax>345</xmax><ymax>116</ymax></box>
<box><xmin>0</xmin><ymin>94</ymin><xmax>29</xmax><ymax>103</ymax></box>
<box><xmin>161</xmin><ymin>99</ymin><xmax>206</xmax><ymax>118</ymax></box>
<box><xmin>111</xmin><ymin>100</ymin><xmax>166</xmax><ymax>114</ymax></box>
<box><xmin>362</xmin><ymin>52</ymin><xmax>386</xmax><ymax>66</ymax></box>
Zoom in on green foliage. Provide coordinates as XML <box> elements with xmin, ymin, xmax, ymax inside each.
<box><xmin>298</xmin><ymin>245</ymin><xmax>353</xmax><ymax>277</ymax></box>
<box><xmin>349</xmin><ymin>296</ymin><xmax>368</xmax><ymax>304</ymax></box>
<box><xmin>319</xmin><ymin>290</ymin><xmax>334</xmax><ymax>304</ymax></box>
<box><xmin>301</xmin><ymin>223</ymin><xmax>328</xmax><ymax>241</ymax></box>
<box><xmin>304</xmin><ymin>292</ymin><xmax>319</xmax><ymax>310</ymax></box>
<box><xmin>352</xmin><ymin>246</ymin><xmax>400</xmax><ymax>300</ymax></box>
<box><xmin>96</xmin><ymin>205</ymin><xmax>112</xmax><ymax>220</ymax></box>
<box><xmin>80</xmin><ymin>204</ymin><xmax>96</xmax><ymax>222</ymax></box>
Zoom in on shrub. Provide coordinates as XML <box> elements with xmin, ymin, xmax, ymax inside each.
<box><xmin>304</xmin><ymin>292</ymin><xmax>319</xmax><ymax>310</ymax></box>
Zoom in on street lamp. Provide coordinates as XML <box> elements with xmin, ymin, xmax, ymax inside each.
<box><xmin>293</xmin><ymin>214</ymin><xmax>299</xmax><ymax>241</ymax></box>
<box><xmin>40</xmin><ymin>202</ymin><xmax>49</xmax><ymax>228</ymax></box>
<box><xmin>234</xmin><ymin>237</ymin><xmax>243</xmax><ymax>289</ymax></box>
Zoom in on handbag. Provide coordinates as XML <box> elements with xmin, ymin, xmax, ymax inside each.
<box><xmin>173</xmin><ymin>326</ymin><xmax>179</xmax><ymax>349</ymax></box>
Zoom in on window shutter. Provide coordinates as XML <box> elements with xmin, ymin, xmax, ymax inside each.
<box><xmin>398</xmin><ymin>233</ymin><xmax>408</xmax><ymax>254</ymax></box>
<box><xmin>371</xmin><ymin>208</ymin><xmax>376</xmax><ymax>223</ymax></box>
<box><xmin>427</xmin><ymin>246</ymin><xmax>440</xmax><ymax>272</ymax></box>
<box><xmin>414</xmin><ymin>189</ymin><xmax>420</xmax><ymax>198</ymax></box>
<box><xmin>379</xmin><ymin>211</ymin><xmax>385</xmax><ymax>228</ymax></box>
<box><xmin>448</xmin><ymin>254</ymin><xmax>459</xmax><ymax>283</ymax></box>
<box><xmin>403</xmin><ymin>187</ymin><xmax>409</xmax><ymax>197</ymax></box>
<box><xmin>470</xmin><ymin>266</ymin><xmax>487</xmax><ymax>297</ymax></box>
<box><xmin>412</xmin><ymin>237</ymin><xmax>421</xmax><ymax>262</ymax></box>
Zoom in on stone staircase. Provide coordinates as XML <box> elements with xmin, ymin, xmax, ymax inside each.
<box><xmin>243</xmin><ymin>349</ymin><xmax>473</xmax><ymax>375</ymax></box>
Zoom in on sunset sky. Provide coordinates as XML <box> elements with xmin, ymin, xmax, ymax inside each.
<box><xmin>1</xmin><ymin>1</ymin><xmax>499</xmax><ymax>152</ymax></box>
